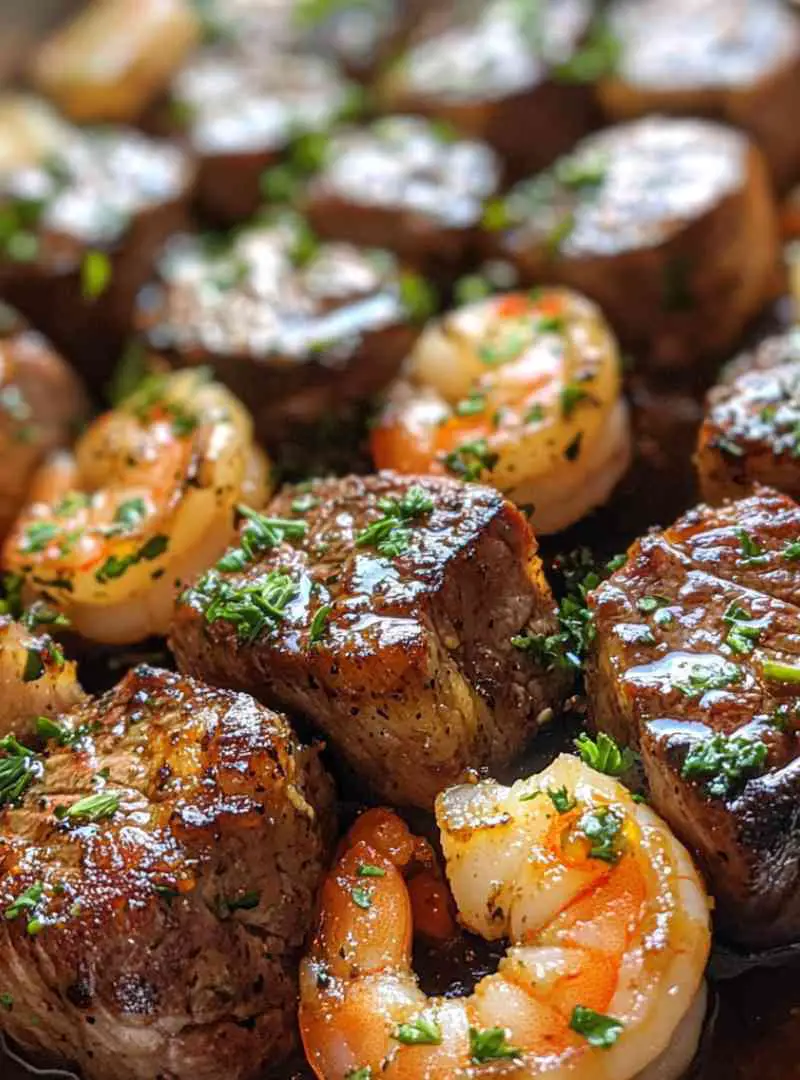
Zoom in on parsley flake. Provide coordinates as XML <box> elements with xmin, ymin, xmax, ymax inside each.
<box><xmin>681</xmin><ymin>733</ymin><xmax>768</xmax><ymax>798</ymax></box>
<box><xmin>574</xmin><ymin>731</ymin><xmax>635</xmax><ymax>777</ymax></box>
<box><xmin>569</xmin><ymin>1005</ymin><xmax>624</xmax><ymax>1048</ymax></box>
<box><xmin>394</xmin><ymin>1013</ymin><xmax>442</xmax><ymax>1046</ymax></box>
<box><xmin>469</xmin><ymin>1026</ymin><xmax>521</xmax><ymax>1064</ymax></box>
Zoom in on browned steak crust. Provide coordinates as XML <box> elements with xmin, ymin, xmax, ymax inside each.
<box><xmin>170</xmin><ymin>472</ymin><xmax>568</xmax><ymax>808</ymax></box>
<box><xmin>489</xmin><ymin>116</ymin><xmax>780</xmax><ymax>373</ymax></box>
<box><xmin>0</xmin><ymin>665</ymin><xmax>335</xmax><ymax>1080</ymax></box>
<box><xmin>134</xmin><ymin>215</ymin><xmax>422</xmax><ymax>447</ymax></box>
<box><xmin>586</xmin><ymin>488</ymin><xmax>800</xmax><ymax>947</ymax></box>
<box><xmin>697</xmin><ymin>331</ymin><xmax>800</xmax><ymax>504</ymax></box>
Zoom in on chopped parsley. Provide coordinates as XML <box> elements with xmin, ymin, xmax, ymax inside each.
<box><xmin>569</xmin><ymin>1005</ymin><xmax>624</xmax><ymax>1048</ymax></box>
<box><xmin>525</xmin><ymin>403</ymin><xmax>545</xmax><ymax>424</ymax></box>
<box><xmin>554</xmin><ymin>152</ymin><xmax>608</xmax><ymax>189</ymax></box>
<box><xmin>344</xmin><ymin>1069</ymin><xmax>371</xmax><ymax>1080</ymax></box>
<box><xmin>291</xmin><ymin>492</ymin><xmax>319</xmax><ymax>514</ymax></box>
<box><xmin>309</xmin><ymin>604</ymin><xmax>332</xmax><ymax>644</ymax></box>
<box><xmin>22</xmin><ymin>647</ymin><xmax>46</xmax><ymax>683</ymax></box>
<box><xmin>671</xmin><ymin>655</ymin><xmax>742</xmax><ymax>697</ymax></box>
<box><xmin>109</xmin><ymin>497</ymin><xmax>147</xmax><ymax>535</ymax></box>
<box><xmin>469</xmin><ymin>1026</ymin><xmax>521</xmax><ymax>1064</ymax></box>
<box><xmin>0</xmin><ymin>735</ymin><xmax>41</xmax><ymax>807</ymax></box>
<box><xmin>216</xmin><ymin>508</ymin><xmax>308</xmax><ymax>572</ymax></box>
<box><xmin>575</xmin><ymin>805</ymin><xmax>625</xmax><ymax>863</ymax></box>
<box><xmin>0</xmin><ymin>993</ymin><xmax>12</xmax><ymax>1010</ymax></box>
<box><xmin>394</xmin><ymin>1013</ymin><xmax>442</xmax><ymax>1046</ymax></box>
<box><xmin>35</xmin><ymin>716</ymin><xmax>72</xmax><ymax>745</ymax></box>
<box><xmin>5</xmin><ymin>881</ymin><xmax>44</xmax><ymax>922</ymax></box>
<box><xmin>186</xmin><ymin>569</ymin><xmax>298</xmax><ymax>643</ymax></box>
<box><xmin>442</xmin><ymin>438</ymin><xmax>498</xmax><ymax>482</ymax></box>
<box><xmin>350</xmin><ymin>885</ymin><xmax>373</xmax><ymax>910</ymax></box>
<box><xmin>574</xmin><ymin>731</ymin><xmax>635</xmax><ymax>777</ymax></box>
<box><xmin>20</xmin><ymin>521</ymin><xmax>58</xmax><ymax>554</ymax></box>
<box><xmin>548</xmin><ymin>786</ymin><xmax>577</xmax><ymax>813</ymax></box>
<box><xmin>560</xmin><ymin>383</ymin><xmax>592</xmax><ymax>419</ymax></box>
<box><xmin>511</xmin><ymin>630</ymin><xmax>572</xmax><ymax>671</ymax></box>
<box><xmin>20</xmin><ymin>601</ymin><xmax>70</xmax><ymax>632</ymax></box>
<box><xmin>681</xmin><ymin>733</ymin><xmax>768</xmax><ymax>798</ymax></box>
<box><xmin>782</xmin><ymin>539</ymin><xmax>800</xmax><ymax>560</ymax></box>
<box><xmin>80</xmin><ymin>249</ymin><xmax>112</xmax><ymax>301</ymax></box>
<box><xmin>637</xmin><ymin>594</ymin><xmax>670</xmax><ymax>614</ymax></box>
<box><xmin>762</xmin><ymin>658</ymin><xmax>800</xmax><ymax>684</ymax></box>
<box><xmin>735</xmin><ymin>529</ymin><xmax>768</xmax><ymax>567</ymax></box>
<box><xmin>95</xmin><ymin>534</ymin><xmax>168</xmax><ymax>584</ymax></box>
<box><xmin>722</xmin><ymin>600</ymin><xmax>762</xmax><ymax>655</ymax></box>
<box><xmin>357</xmin><ymin>863</ymin><xmax>386</xmax><ymax>878</ymax></box>
<box><xmin>399</xmin><ymin>271</ymin><xmax>438</xmax><ymax>324</ymax></box>
<box><xmin>514</xmin><ymin>549</ymin><xmax>627</xmax><ymax>674</ymax></box>
<box><xmin>455</xmin><ymin>389</ymin><xmax>487</xmax><ymax>417</ymax></box>
<box><xmin>355</xmin><ymin>485</ymin><xmax>434</xmax><ymax>557</ymax></box>
<box><xmin>55</xmin><ymin>792</ymin><xmax>121</xmax><ymax>823</ymax></box>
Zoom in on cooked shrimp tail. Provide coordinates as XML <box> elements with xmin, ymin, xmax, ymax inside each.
<box><xmin>3</xmin><ymin>369</ymin><xmax>270</xmax><ymax>645</ymax></box>
<box><xmin>300</xmin><ymin>754</ymin><xmax>711</xmax><ymax>1080</ymax></box>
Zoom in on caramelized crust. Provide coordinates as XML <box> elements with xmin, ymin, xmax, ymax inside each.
<box><xmin>586</xmin><ymin>488</ymin><xmax>800</xmax><ymax>946</ymax></box>
<box><xmin>600</xmin><ymin>0</ymin><xmax>800</xmax><ymax>190</ymax></box>
<box><xmin>491</xmin><ymin>116</ymin><xmax>780</xmax><ymax>373</ymax></box>
<box><xmin>134</xmin><ymin>217</ymin><xmax>421</xmax><ymax>446</ymax></box>
<box><xmin>697</xmin><ymin>331</ymin><xmax>800</xmax><ymax>504</ymax></box>
<box><xmin>170</xmin><ymin>472</ymin><xmax>568</xmax><ymax>808</ymax></box>
<box><xmin>0</xmin><ymin>665</ymin><xmax>335</xmax><ymax>1080</ymax></box>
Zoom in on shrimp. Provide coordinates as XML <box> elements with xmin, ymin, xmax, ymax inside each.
<box><xmin>299</xmin><ymin>753</ymin><xmax>711</xmax><ymax>1080</ymax></box>
<box><xmin>0</xmin><ymin>615</ymin><xmax>85</xmax><ymax>740</ymax></box>
<box><xmin>371</xmin><ymin>289</ymin><xmax>632</xmax><ymax>535</ymax></box>
<box><xmin>2</xmin><ymin>369</ymin><xmax>270</xmax><ymax>646</ymax></box>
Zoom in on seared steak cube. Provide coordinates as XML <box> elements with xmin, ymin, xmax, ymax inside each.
<box><xmin>0</xmin><ymin>309</ymin><xmax>86</xmax><ymax>538</ymax></box>
<box><xmin>586</xmin><ymin>488</ymin><xmax>800</xmax><ymax>947</ymax></box>
<box><xmin>134</xmin><ymin>213</ymin><xmax>428</xmax><ymax>447</ymax></box>
<box><xmin>487</xmin><ymin>116</ymin><xmax>780</xmax><ymax>374</ymax></box>
<box><xmin>0</xmin><ymin>665</ymin><xmax>335</xmax><ymax>1080</ymax></box>
<box><xmin>166</xmin><ymin>49</ymin><xmax>358</xmax><ymax>225</ymax></box>
<box><xmin>170</xmin><ymin>472</ymin><xmax>568</xmax><ymax>808</ymax></box>
<box><xmin>299</xmin><ymin>115</ymin><xmax>502</xmax><ymax>280</ymax></box>
<box><xmin>697</xmin><ymin>331</ymin><xmax>800</xmax><ymax>504</ymax></box>
<box><xmin>600</xmin><ymin>0</ymin><xmax>800</xmax><ymax>191</ymax></box>
<box><xmin>376</xmin><ymin>0</ymin><xmax>601</xmax><ymax>179</ymax></box>
<box><xmin>0</xmin><ymin>126</ymin><xmax>193</xmax><ymax>385</ymax></box>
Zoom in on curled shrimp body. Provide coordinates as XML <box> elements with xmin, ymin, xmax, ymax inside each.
<box><xmin>2</xmin><ymin>369</ymin><xmax>269</xmax><ymax>645</ymax></box>
<box><xmin>300</xmin><ymin>753</ymin><xmax>711</xmax><ymax>1080</ymax></box>
<box><xmin>371</xmin><ymin>289</ymin><xmax>632</xmax><ymax>534</ymax></box>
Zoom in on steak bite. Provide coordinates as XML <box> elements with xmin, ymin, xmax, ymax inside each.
<box><xmin>166</xmin><ymin>49</ymin><xmax>358</xmax><ymax>224</ymax></box>
<box><xmin>134</xmin><ymin>213</ymin><xmax>428</xmax><ymax>446</ymax></box>
<box><xmin>487</xmin><ymin>116</ymin><xmax>780</xmax><ymax>374</ymax></box>
<box><xmin>599</xmin><ymin>0</ymin><xmax>800</xmax><ymax>191</ymax></box>
<box><xmin>298</xmin><ymin>115</ymin><xmax>502</xmax><ymax>280</ymax></box>
<box><xmin>0</xmin><ymin>664</ymin><xmax>335</xmax><ymax>1080</ymax></box>
<box><xmin>0</xmin><ymin>309</ymin><xmax>86</xmax><ymax>538</ymax></box>
<box><xmin>170</xmin><ymin>472</ymin><xmax>569</xmax><ymax>809</ymax></box>
<box><xmin>376</xmin><ymin>0</ymin><xmax>601</xmax><ymax>178</ymax></box>
<box><xmin>0</xmin><ymin>126</ymin><xmax>193</xmax><ymax>385</ymax></box>
<box><xmin>586</xmin><ymin>487</ymin><xmax>800</xmax><ymax>947</ymax></box>
<box><xmin>696</xmin><ymin>331</ymin><xmax>800</xmax><ymax>504</ymax></box>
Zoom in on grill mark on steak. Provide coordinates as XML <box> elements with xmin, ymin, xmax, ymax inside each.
<box><xmin>170</xmin><ymin>471</ymin><xmax>569</xmax><ymax>808</ymax></box>
<box><xmin>587</xmin><ymin>487</ymin><xmax>800</xmax><ymax>946</ymax></box>
<box><xmin>0</xmin><ymin>665</ymin><xmax>335</xmax><ymax>1080</ymax></box>
<box><xmin>697</xmin><ymin>331</ymin><xmax>800</xmax><ymax>504</ymax></box>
